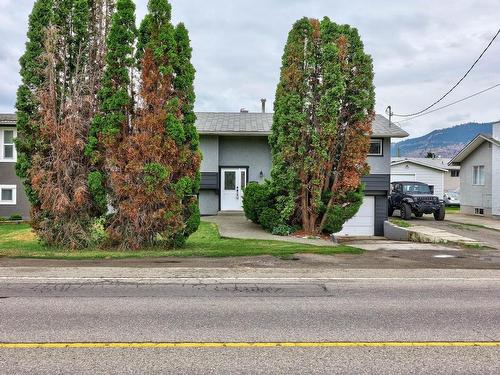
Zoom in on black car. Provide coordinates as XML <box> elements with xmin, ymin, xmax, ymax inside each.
<box><xmin>388</xmin><ymin>181</ymin><xmax>445</xmax><ymax>221</ymax></box>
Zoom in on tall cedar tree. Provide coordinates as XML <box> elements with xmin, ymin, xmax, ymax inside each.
<box><xmin>106</xmin><ymin>0</ymin><xmax>201</xmax><ymax>249</ymax></box>
<box><xmin>86</xmin><ymin>0</ymin><xmax>136</xmax><ymax>214</ymax></box>
<box><xmin>17</xmin><ymin>0</ymin><xmax>115</xmax><ymax>248</ymax></box>
<box><xmin>269</xmin><ymin>17</ymin><xmax>375</xmax><ymax>235</ymax></box>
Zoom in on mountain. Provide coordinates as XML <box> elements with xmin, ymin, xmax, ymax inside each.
<box><xmin>391</xmin><ymin>122</ymin><xmax>493</xmax><ymax>158</ymax></box>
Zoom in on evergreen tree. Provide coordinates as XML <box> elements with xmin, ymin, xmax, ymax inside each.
<box><xmin>107</xmin><ymin>0</ymin><xmax>201</xmax><ymax>249</ymax></box>
<box><xmin>86</xmin><ymin>0</ymin><xmax>136</xmax><ymax>214</ymax></box>
<box><xmin>269</xmin><ymin>17</ymin><xmax>375</xmax><ymax>235</ymax></box>
<box><xmin>15</xmin><ymin>0</ymin><xmax>54</xmax><ymax>216</ymax></box>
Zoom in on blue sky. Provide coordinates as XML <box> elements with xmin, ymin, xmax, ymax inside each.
<box><xmin>0</xmin><ymin>0</ymin><xmax>499</xmax><ymax>138</ymax></box>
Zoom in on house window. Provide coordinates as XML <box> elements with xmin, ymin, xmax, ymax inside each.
<box><xmin>1</xmin><ymin>129</ymin><xmax>16</xmax><ymax>161</ymax></box>
<box><xmin>474</xmin><ymin>207</ymin><xmax>484</xmax><ymax>216</ymax></box>
<box><xmin>472</xmin><ymin>165</ymin><xmax>485</xmax><ymax>185</ymax></box>
<box><xmin>451</xmin><ymin>170</ymin><xmax>460</xmax><ymax>177</ymax></box>
<box><xmin>0</xmin><ymin>185</ymin><xmax>16</xmax><ymax>205</ymax></box>
<box><xmin>368</xmin><ymin>139</ymin><xmax>383</xmax><ymax>156</ymax></box>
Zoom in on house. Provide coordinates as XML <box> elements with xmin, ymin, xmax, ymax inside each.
<box><xmin>390</xmin><ymin>157</ymin><xmax>460</xmax><ymax>198</ymax></box>
<box><xmin>197</xmin><ymin>112</ymin><xmax>408</xmax><ymax>236</ymax></box>
<box><xmin>0</xmin><ymin>114</ymin><xmax>30</xmax><ymax>219</ymax></box>
<box><xmin>449</xmin><ymin>120</ymin><xmax>500</xmax><ymax>219</ymax></box>
<box><xmin>1</xmin><ymin>111</ymin><xmax>409</xmax><ymax>235</ymax></box>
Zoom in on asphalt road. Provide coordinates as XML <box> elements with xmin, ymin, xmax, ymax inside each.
<box><xmin>0</xmin><ymin>270</ymin><xmax>499</xmax><ymax>374</ymax></box>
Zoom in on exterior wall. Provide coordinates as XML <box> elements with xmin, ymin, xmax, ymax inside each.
<box><xmin>218</xmin><ymin>136</ymin><xmax>271</xmax><ymax>182</ymax></box>
<box><xmin>460</xmin><ymin>141</ymin><xmax>492</xmax><ymax>216</ymax></box>
<box><xmin>199</xmin><ymin>135</ymin><xmax>219</xmax><ymax>172</ymax></box>
<box><xmin>367</xmin><ymin>138</ymin><xmax>391</xmax><ymax>174</ymax></box>
<box><xmin>444</xmin><ymin>171</ymin><xmax>460</xmax><ymax>191</ymax></box>
<box><xmin>0</xmin><ymin>162</ymin><xmax>30</xmax><ymax>219</ymax></box>
<box><xmin>491</xmin><ymin>123</ymin><xmax>500</xmax><ymax>218</ymax></box>
<box><xmin>199</xmin><ymin>190</ymin><xmax>219</xmax><ymax>216</ymax></box>
<box><xmin>391</xmin><ymin>162</ymin><xmax>445</xmax><ymax>198</ymax></box>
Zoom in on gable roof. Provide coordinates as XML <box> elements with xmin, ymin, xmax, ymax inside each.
<box><xmin>391</xmin><ymin>157</ymin><xmax>449</xmax><ymax>172</ymax></box>
<box><xmin>392</xmin><ymin>157</ymin><xmax>459</xmax><ymax>170</ymax></box>
<box><xmin>195</xmin><ymin>112</ymin><xmax>409</xmax><ymax>138</ymax></box>
<box><xmin>449</xmin><ymin>133</ymin><xmax>500</xmax><ymax>165</ymax></box>
<box><xmin>0</xmin><ymin>112</ymin><xmax>409</xmax><ymax>138</ymax></box>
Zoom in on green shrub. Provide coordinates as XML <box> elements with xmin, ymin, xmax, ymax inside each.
<box><xmin>243</xmin><ymin>182</ymin><xmax>272</xmax><ymax>224</ymax></box>
<box><xmin>259</xmin><ymin>207</ymin><xmax>283</xmax><ymax>232</ymax></box>
<box><xmin>0</xmin><ymin>216</ymin><xmax>6</xmax><ymax>222</ymax></box>
<box><xmin>8</xmin><ymin>214</ymin><xmax>23</xmax><ymax>221</ymax></box>
<box><xmin>322</xmin><ymin>186</ymin><xmax>364</xmax><ymax>234</ymax></box>
<box><xmin>89</xmin><ymin>217</ymin><xmax>107</xmax><ymax>247</ymax></box>
<box><xmin>271</xmin><ymin>224</ymin><xmax>292</xmax><ymax>236</ymax></box>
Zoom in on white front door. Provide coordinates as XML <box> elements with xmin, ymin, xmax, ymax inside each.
<box><xmin>220</xmin><ymin>168</ymin><xmax>246</xmax><ymax>211</ymax></box>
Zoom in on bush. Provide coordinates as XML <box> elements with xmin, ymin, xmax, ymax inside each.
<box><xmin>0</xmin><ymin>216</ymin><xmax>6</xmax><ymax>222</ymax></box>
<box><xmin>243</xmin><ymin>182</ymin><xmax>272</xmax><ymax>224</ymax></box>
<box><xmin>259</xmin><ymin>207</ymin><xmax>283</xmax><ymax>232</ymax></box>
<box><xmin>322</xmin><ymin>187</ymin><xmax>364</xmax><ymax>234</ymax></box>
<box><xmin>271</xmin><ymin>224</ymin><xmax>292</xmax><ymax>236</ymax></box>
<box><xmin>8</xmin><ymin>214</ymin><xmax>23</xmax><ymax>221</ymax></box>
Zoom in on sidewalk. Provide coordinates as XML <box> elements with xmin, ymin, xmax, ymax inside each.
<box><xmin>445</xmin><ymin>212</ymin><xmax>500</xmax><ymax>231</ymax></box>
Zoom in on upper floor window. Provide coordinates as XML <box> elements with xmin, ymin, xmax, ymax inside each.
<box><xmin>472</xmin><ymin>165</ymin><xmax>485</xmax><ymax>185</ymax></box>
<box><xmin>368</xmin><ymin>139</ymin><xmax>383</xmax><ymax>156</ymax></box>
<box><xmin>1</xmin><ymin>129</ymin><xmax>16</xmax><ymax>161</ymax></box>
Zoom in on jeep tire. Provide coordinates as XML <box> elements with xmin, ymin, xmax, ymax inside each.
<box><xmin>434</xmin><ymin>205</ymin><xmax>445</xmax><ymax>221</ymax></box>
<box><xmin>400</xmin><ymin>202</ymin><xmax>412</xmax><ymax>220</ymax></box>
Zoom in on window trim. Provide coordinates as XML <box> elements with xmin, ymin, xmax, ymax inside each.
<box><xmin>1</xmin><ymin>128</ymin><xmax>17</xmax><ymax>162</ymax></box>
<box><xmin>0</xmin><ymin>185</ymin><xmax>17</xmax><ymax>205</ymax></box>
<box><xmin>472</xmin><ymin>165</ymin><xmax>485</xmax><ymax>186</ymax></box>
<box><xmin>368</xmin><ymin>138</ymin><xmax>383</xmax><ymax>157</ymax></box>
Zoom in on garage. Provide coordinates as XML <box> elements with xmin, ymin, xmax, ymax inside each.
<box><xmin>336</xmin><ymin>196</ymin><xmax>375</xmax><ymax>236</ymax></box>
<box><xmin>391</xmin><ymin>173</ymin><xmax>415</xmax><ymax>182</ymax></box>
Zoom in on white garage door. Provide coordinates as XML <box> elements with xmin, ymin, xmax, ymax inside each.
<box><xmin>335</xmin><ymin>196</ymin><xmax>374</xmax><ymax>236</ymax></box>
<box><xmin>391</xmin><ymin>174</ymin><xmax>415</xmax><ymax>182</ymax></box>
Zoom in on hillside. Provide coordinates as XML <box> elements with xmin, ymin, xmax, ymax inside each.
<box><xmin>391</xmin><ymin>122</ymin><xmax>493</xmax><ymax>157</ymax></box>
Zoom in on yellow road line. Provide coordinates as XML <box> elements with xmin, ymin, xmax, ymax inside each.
<box><xmin>0</xmin><ymin>342</ymin><xmax>499</xmax><ymax>349</ymax></box>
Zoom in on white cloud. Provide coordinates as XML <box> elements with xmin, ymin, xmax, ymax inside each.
<box><xmin>1</xmin><ymin>0</ymin><xmax>499</xmax><ymax>138</ymax></box>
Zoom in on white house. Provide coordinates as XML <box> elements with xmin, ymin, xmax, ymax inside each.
<box><xmin>390</xmin><ymin>158</ymin><xmax>451</xmax><ymax>198</ymax></box>
<box><xmin>449</xmin><ymin>121</ymin><xmax>500</xmax><ymax>219</ymax></box>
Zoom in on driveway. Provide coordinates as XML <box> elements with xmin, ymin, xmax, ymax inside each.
<box><xmin>408</xmin><ymin>213</ymin><xmax>500</xmax><ymax>249</ymax></box>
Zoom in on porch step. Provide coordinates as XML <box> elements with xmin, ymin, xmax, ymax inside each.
<box><xmin>218</xmin><ymin>210</ymin><xmax>245</xmax><ymax>216</ymax></box>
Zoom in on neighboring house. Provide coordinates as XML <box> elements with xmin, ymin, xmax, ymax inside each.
<box><xmin>0</xmin><ymin>114</ymin><xmax>30</xmax><ymax>219</ymax></box>
<box><xmin>449</xmin><ymin>121</ymin><xmax>500</xmax><ymax>219</ymax></box>
<box><xmin>198</xmin><ymin>112</ymin><xmax>408</xmax><ymax>236</ymax></box>
<box><xmin>390</xmin><ymin>157</ymin><xmax>461</xmax><ymax>198</ymax></box>
<box><xmin>1</xmin><ymin>112</ymin><xmax>408</xmax><ymax>235</ymax></box>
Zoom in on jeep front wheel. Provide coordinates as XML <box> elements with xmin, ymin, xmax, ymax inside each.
<box><xmin>400</xmin><ymin>202</ymin><xmax>412</xmax><ymax>220</ymax></box>
<box><xmin>434</xmin><ymin>205</ymin><xmax>445</xmax><ymax>221</ymax></box>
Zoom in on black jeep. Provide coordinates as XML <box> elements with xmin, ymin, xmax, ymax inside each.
<box><xmin>388</xmin><ymin>181</ymin><xmax>445</xmax><ymax>221</ymax></box>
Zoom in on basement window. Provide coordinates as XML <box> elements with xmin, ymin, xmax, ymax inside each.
<box><xmin>0</xmin><ymin>185</ymin><xmax>16</xmax><ymax>205</ymax></box>
<box><xmin>474</xmin><ymin>208</ymin><xmax>484</xmax><ymax>216</ymax></box>
<box><xmin>451</xmin><ymin>170</ymin><xmax>460</xmax><ymax>177</ymax></box>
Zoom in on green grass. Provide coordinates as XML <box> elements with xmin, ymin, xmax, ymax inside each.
<box><xmin>446</xmin><ymin>206</ymin><xmax>460</xmax><ymax>213</ymax></box>
<box><xmin>389</xmin><ymin>218</ymin><xmax>411</xmax><ymax>228</ymax></box>
<box><xmin>448</xmin><ymin>223</ymin><xmax>478</xmax><ymax>232</ymax></box>
<box><xmin>0</xmin><ymin>221</ymin><xmax>362</xmax><ymax>260</ymax></box>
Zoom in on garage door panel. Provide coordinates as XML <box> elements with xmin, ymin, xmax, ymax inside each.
<box><xmin>391</xmin><ymin>174</ymin><xmax>415</xmax><ymax>182</ymax></box>
<box><xmin>335</xmin><ymin>196</ymin><xmax>374</xmax><ymax>236</ymax></box>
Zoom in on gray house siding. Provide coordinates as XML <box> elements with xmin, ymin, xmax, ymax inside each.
<box><xmin>199</xmin><ymin>135</ymin><xmax>219</xmax><ymax>172</ymax></box>
<box><xmin>367</xmin><ymin>138</ymin><xmax>391</xmax><ymax>174</ymax></box>
<box><xmin>460</xmin><ymin>141</ymin><xmax>492</xmax><ymax>216</ymax></box>
<box><xmin>362</xmin><ymin>174</ymin><xmax>390</xmax><ymax>194</ymax></box>
<box><xmin>218</xmin><ymin>136</ymin><xmax>271</xmax><ymax>182</ymax></box>
<box><xmin>0</xmin><ymin>162</ymin><xmax>30</xmax><ymax>219</ymax></box>
<box><xmin>374</xmin><ymin>196</ymin><xmax>388</xmax><ymax>236</ymax></box>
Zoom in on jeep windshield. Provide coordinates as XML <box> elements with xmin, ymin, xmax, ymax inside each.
<box><xmin>401</xmin><ymin>183</ymin><xmax>431</xmax><ymax>194</ymax></box>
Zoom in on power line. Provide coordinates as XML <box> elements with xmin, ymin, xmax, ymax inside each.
<box><xmin>394</xmin><ymin>82</ymin><xmax>500</xmax><ymax>124</ymax></box>
<box><xmin>392</xmin><ymin>26</ymin><xmax>500</xmax><ymax>117</ymax></box>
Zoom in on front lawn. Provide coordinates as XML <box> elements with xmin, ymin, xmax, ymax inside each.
<box><xmin>446</xmin><ymin>206</ymin><xmax>460</xmax><ymax>213</ymax></box>
<box><xmin>0</xmin><ymin>221</ymin><xmax>362</xmax><ymax>260</ymax></box>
